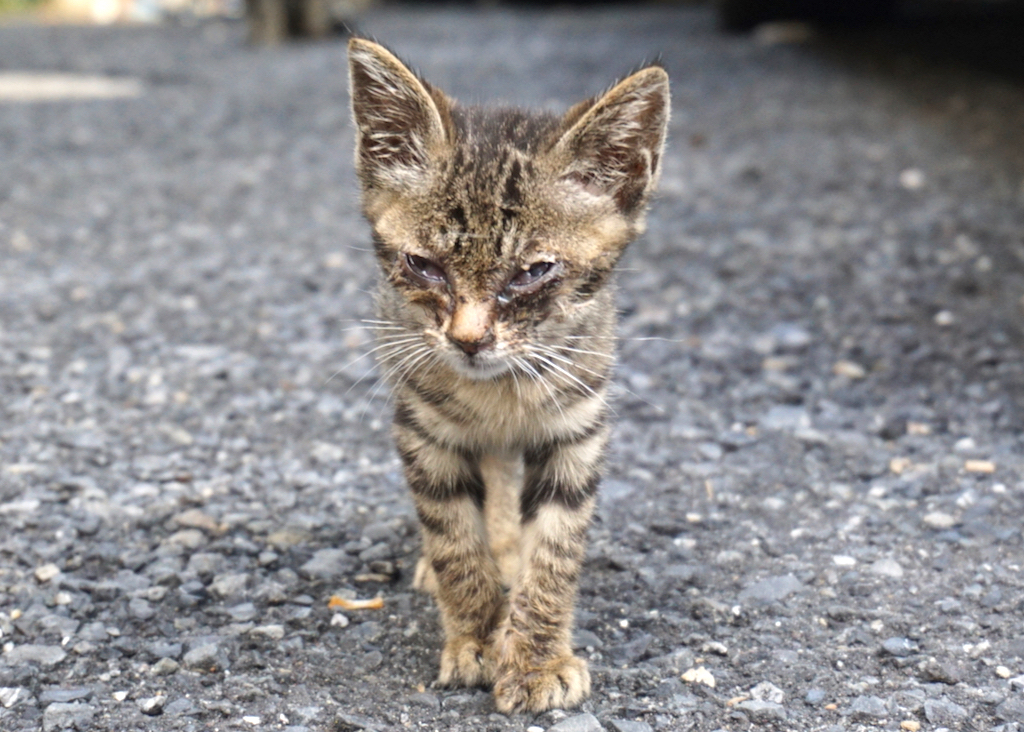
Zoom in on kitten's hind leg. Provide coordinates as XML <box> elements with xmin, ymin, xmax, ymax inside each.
<box><xmin>412</xmin><ymin>552</ymin><xmax>438</xmax><ymax>596</ymax></box>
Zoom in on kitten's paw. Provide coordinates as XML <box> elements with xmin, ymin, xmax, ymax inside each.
<box><xmin>412</xmin><ymin>556</ymin><xmax>438</xmax><ymax>596</ymax></box>
<box><xmin>493</xmin><ymin>655</ymin><xmax>591</xmax><ymax>713</ymax></box>
<box><xmin>435</xmin><ymin>635</ymin><xmax>494</xmax><ymax>688</ymax></box>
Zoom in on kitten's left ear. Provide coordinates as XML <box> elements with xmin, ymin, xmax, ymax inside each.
<box><xmin>551</xmin><ymin>66</ymin><xmax>670</xmax><ymax>217</ymax></box>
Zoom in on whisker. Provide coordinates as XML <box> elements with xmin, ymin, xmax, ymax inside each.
<box><xmin>356</xmin><ymin>345</ymin><xmax>430</xmax><ymax>420</ymax></box>
<box><xmin>323</xmin><ymin>335</ymin><xmax>423</xmax><ymax>386</ymax></box>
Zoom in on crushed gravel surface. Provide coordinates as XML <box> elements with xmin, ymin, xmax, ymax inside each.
<box><xmin>2</xmin><ymin>5</ymin><xmax>1024</xmax><ymax>731</ymax></box>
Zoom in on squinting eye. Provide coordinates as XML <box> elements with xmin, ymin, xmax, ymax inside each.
<box><xmin>404</xmin><ymin>253</ymin><xmax>447</xmax><ymax>284</ymax></box>
<box><xmin>509</xmin><ymin>261</ymin><xmax>555</xmax><ymax>289</ymax></box>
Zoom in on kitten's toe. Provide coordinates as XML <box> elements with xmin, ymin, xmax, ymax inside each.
<box><xmin>412</xmin><ymin>556</ymin><xmax>438</xmax><ymax>596</ymax></box>
<box><xmin>493</xmin><ymin>655</ymin><xmax>591</xmax><ymax>713</ymax></box>
<box><xmin>435</xmin><ymin>635</ymin><xmax>494</xmax><ymax>688</ymax></box>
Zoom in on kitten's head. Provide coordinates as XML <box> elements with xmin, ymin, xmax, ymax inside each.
<box><xmin>348</xmin><ymin>38</ymin><xmax>669</xmax><ymax>381</ymax></box>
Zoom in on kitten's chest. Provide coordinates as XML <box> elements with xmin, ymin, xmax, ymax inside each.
<box><xmin>403</xmin><ymin>372</ymin><xmax>605</xmax><ymax>450</ymax></box>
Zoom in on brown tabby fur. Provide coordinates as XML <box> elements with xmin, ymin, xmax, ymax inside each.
<box><xmin>347</xmin><ymin>38</ymin><xmax>669</xmax><ymax>713</ymax></box>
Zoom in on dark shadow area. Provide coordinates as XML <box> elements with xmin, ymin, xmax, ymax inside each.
<box><xmin>829</xmin><ymin>0</ymin><xmax>1024</xmax><ymax>82</ymax></box>
<box><xmin>805</xmin><ymin>0</ymin><xmax>1024</xmax><ymax>342</ymax></box>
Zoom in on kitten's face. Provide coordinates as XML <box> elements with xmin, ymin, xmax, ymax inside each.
<box><xmin>348</xmin><ymin>40</ymin><xmax>669</xmax><ymax>381</ymax></box>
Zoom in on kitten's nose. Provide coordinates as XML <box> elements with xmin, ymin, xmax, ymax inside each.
<box><xmin>448</xmin><ymin>301</ymin><xmax>495</xmax><ymax>356</ymax></box>
<box><xmin>447</xmin><ymin>329</ymin><xmax>494</xmax><ymax>355</ymax></box>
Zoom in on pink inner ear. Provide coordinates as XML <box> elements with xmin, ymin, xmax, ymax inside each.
<box><xmin>561</xmin><ymin>170</ymin><xmax>607</xmax><ymax>197</ymax></box>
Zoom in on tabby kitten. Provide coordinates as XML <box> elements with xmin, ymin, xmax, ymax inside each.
<box><xmin>347</xmin><ymin>38</ymin><xmax>669</xmax><ymax>713</ymax></box>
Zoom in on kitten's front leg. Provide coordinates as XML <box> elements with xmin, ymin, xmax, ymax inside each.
<box><xmin>394</xmin><ymin>411</ymin><xmax>505</xmax><ymax>688</ymax></box>
<box><xmin>492</xmin><ymin>428</ymin><xmax>607</xmax><ymax>713</ymax></box>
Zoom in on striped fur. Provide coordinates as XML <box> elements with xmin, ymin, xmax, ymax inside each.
<box><xmin>348</xmin><ymin>38</ymin><xmax>669</xmax><ymax>713</ymax></box>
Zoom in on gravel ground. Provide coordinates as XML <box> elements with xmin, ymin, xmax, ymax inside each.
<box><xmin>2</xmin><ymin>5</ymin><xmax>1024</xmax><ymax>731</ymax></box>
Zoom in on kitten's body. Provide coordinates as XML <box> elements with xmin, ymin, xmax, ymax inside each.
<box><xmin>348</xmin><ymin>39</ymin><xmax>669</xmax><ymax>712</ymax></box>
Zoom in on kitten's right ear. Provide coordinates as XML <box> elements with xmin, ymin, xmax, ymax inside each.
<box><xmin>348</xmin><ymin>39</ymin><xmax>449</xmax><ymax>191</ymax></box>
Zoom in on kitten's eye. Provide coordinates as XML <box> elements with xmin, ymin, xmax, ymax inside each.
<box><xmin>404</xmin><ymin>253</ymin><xmax>447</xmax><ymax>284</ymax></box>
<box><xmin>509</xmin><ymin>261</ymin><xmax>556</xmax><ymax>289</ymax></box>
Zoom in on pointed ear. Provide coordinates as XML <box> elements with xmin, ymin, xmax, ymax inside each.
<box><xmin>348</xmin><ymin>38</ymin><xmax>449</xmax><ymax>192</ymax></box>
<box><xmin>551</xmin><ymin>66</ymin><xmax>670</xmax><ymax>216</ymax></box>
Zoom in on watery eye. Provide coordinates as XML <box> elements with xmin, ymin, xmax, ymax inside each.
<box><xmin>509</xmin><ymin>261</ymin><xmax>555</xmax><ymax>289</ymax></box>
<box><xmin>404</xmin><ymin>253</ymin><xmax>447</xmax><ymax>284</ymax></box>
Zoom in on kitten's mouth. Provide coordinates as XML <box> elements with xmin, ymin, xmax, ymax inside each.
<box><xmin>446</xmin><ymin>351</ymin><xmax>513</xmax><ymax>380</ymax></box>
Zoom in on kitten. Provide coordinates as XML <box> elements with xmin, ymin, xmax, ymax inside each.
<box><xmin>347</xmin><ymin>38</ymin><xmax>669</xmax><ymax>713</ymax></box>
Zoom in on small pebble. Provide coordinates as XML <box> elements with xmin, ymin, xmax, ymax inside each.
<box><xmin>250</xmin><ymin>624</ymin><xmax>286</xmax><ymax>640</ymax></box>
<box><xmin>150</xmin><ymin>658</ymin><xmax>179</xmax><ymax>676</ymax></box>
<box><xmin>922</xmin><ymin>511</ymin><xmax>957</xmax><ymax>530</ymax></box>
<box><xmin>899</xmin><ymin>168</ymin><xmax>925</xmax><ymax>189</ymax></box>
<box><xmin>682</xmin><ymin>666</ymin><xmax>716</xmax><ymax>688</ymax></box>
<box><xmin>869</xmin><ymin>558</ymin><xmax>904</xmax><ymax>578</ymax></box>
<box><xmin>35</xmin><ymin>564</ymin><xmax>61</xmax><ymax>583</ymax></box>
<box><xmin>138</xmin><ymin>695</ymin><xmax>166</xmax><ymax>716</ymax></box>
<box><xmin>832</xmin><ymin>360</ymin><xmax>866</xmax><ymax>379</ymax></box>
<box><xmin>964</xmin><ymin>459</ymin><xmax>995</xmax><ymax>473</ymax></box>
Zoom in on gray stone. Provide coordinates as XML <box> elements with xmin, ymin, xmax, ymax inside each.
<box><xmin>128</xmin><ymin>596</ymin><xmax>155</xmax><ymax>620</ymax></box>
<box><xmin>43</xmin><ymin>702</ymin><xmax>96</xmax><ymax>731</ymax></box>
<box><xmin>38</xmin><ymin>688</ymin><xmax>92</xmax><ymax>704</ymax></box>
<box><xmin>6</xmin><ymin>644</ymin><xmax>67</xmax><ymax>667</ymax></box>
<box><xmin>924</xmin><ymin>697</ymin><xmax>968</xmax><ymax>725</ymax></box>
<box><xmin>750</xmin><ymin>681</ymin><xmax>785</xmax><ymax>703</ymax></box>
<box><xmin>334</xmin><ymin>712</ymin><xmax>385</xmax><ymax>731</ymax></box>
<box><xmin>300</xmin><ymin>549</ymin><xmax>355</xmax><ymax>580</ymax></box>
<box><xmin>652</xmin><ymin>677</ymin><xmax>685</xmax><ymax>698</ymax></box>
<box><xmin>848</xmin><ymin>695</ymin><xmax>888</xmax><ymax>721</ymax></box>
<box><xmin>609</xmin><ymin>633</ymin><xmax>654</xmax><ymax>664</ymax></box>
<box><xmin>738</xmin><ymin>574</ymin><xmax>803</xmax><ymax>604</ymax></box>
<box><xmin>804</xmin><ymin>688</ymin><xmax>826</xmax><ymax>705</ymax></box>
<box><xmin>183</xmin><ymin>643</ymin><xmax>221</xmax><ymax>671</ymax></box>
<box><xmin>736</xmin><ymin>699</ymin><xmax>787</xmax><ymax>722</ymax></box>
<box><xmin>227</xmin><ymin>602</ymin><xmax>257</xmax><ymax>622</ymax></box>
<box><xmin>406</xmin><ymin>692</ymin><xmax>440</xmax><ymax>711</ymax></box>
<box><xmin>208</xmin><ymin>572</ymin><xmax>250</xmax><ymax>599</ymax></box>
<box><xmin>881</xmin><ymin>637</ymin><xmax>917</xmax><ymax>657</ymax></box>
<box><xmin>186</xmin><ymin>552</ymin><xmax>224</xmax><ymax>577</ymax></box>
<box><xmin>572</xmin><ymin>628</ymin><xmax>604</xmax><ymax>650</ymax></box>
<box><xmin>146</xmin><ymin>641</ymin><xmax>182</xmax><ymax>659</ymax></box>
<box><xmin>920</xmin><ymin>658</ymin><xmax>961</xmax><ymax>684</ymax></box>
<box><xmin>996</xmin><ymin>698</ymin><xmax>1024</xmax><ymax>722</ymax></box>
<box><xmin>608</xmin><ymin>720</ymin><xmax>654</xmax><ymax>732</ymax></box>
<box><xmin>349</xmin><ymin>621</ymin><xmax>384</xmax><ymax>643</ymax></box>
<box><xmin>760</xmin><ymin>406</ymin><xmax>810</xmax><ymax>431</ymax></box>
<box><xmin>250</xmin><ymin>624</ymin><xmax>286</xmax><ymax>640</ymax></box>
<box><xmin>164</xmin><ymin>697</ymin><xmax>198</xmax><ymax>716</ymax></box>
<box><xmin>549</xmin><ymin>713</ymin><xmax>603</xmax><ymax>732</ymax></box>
